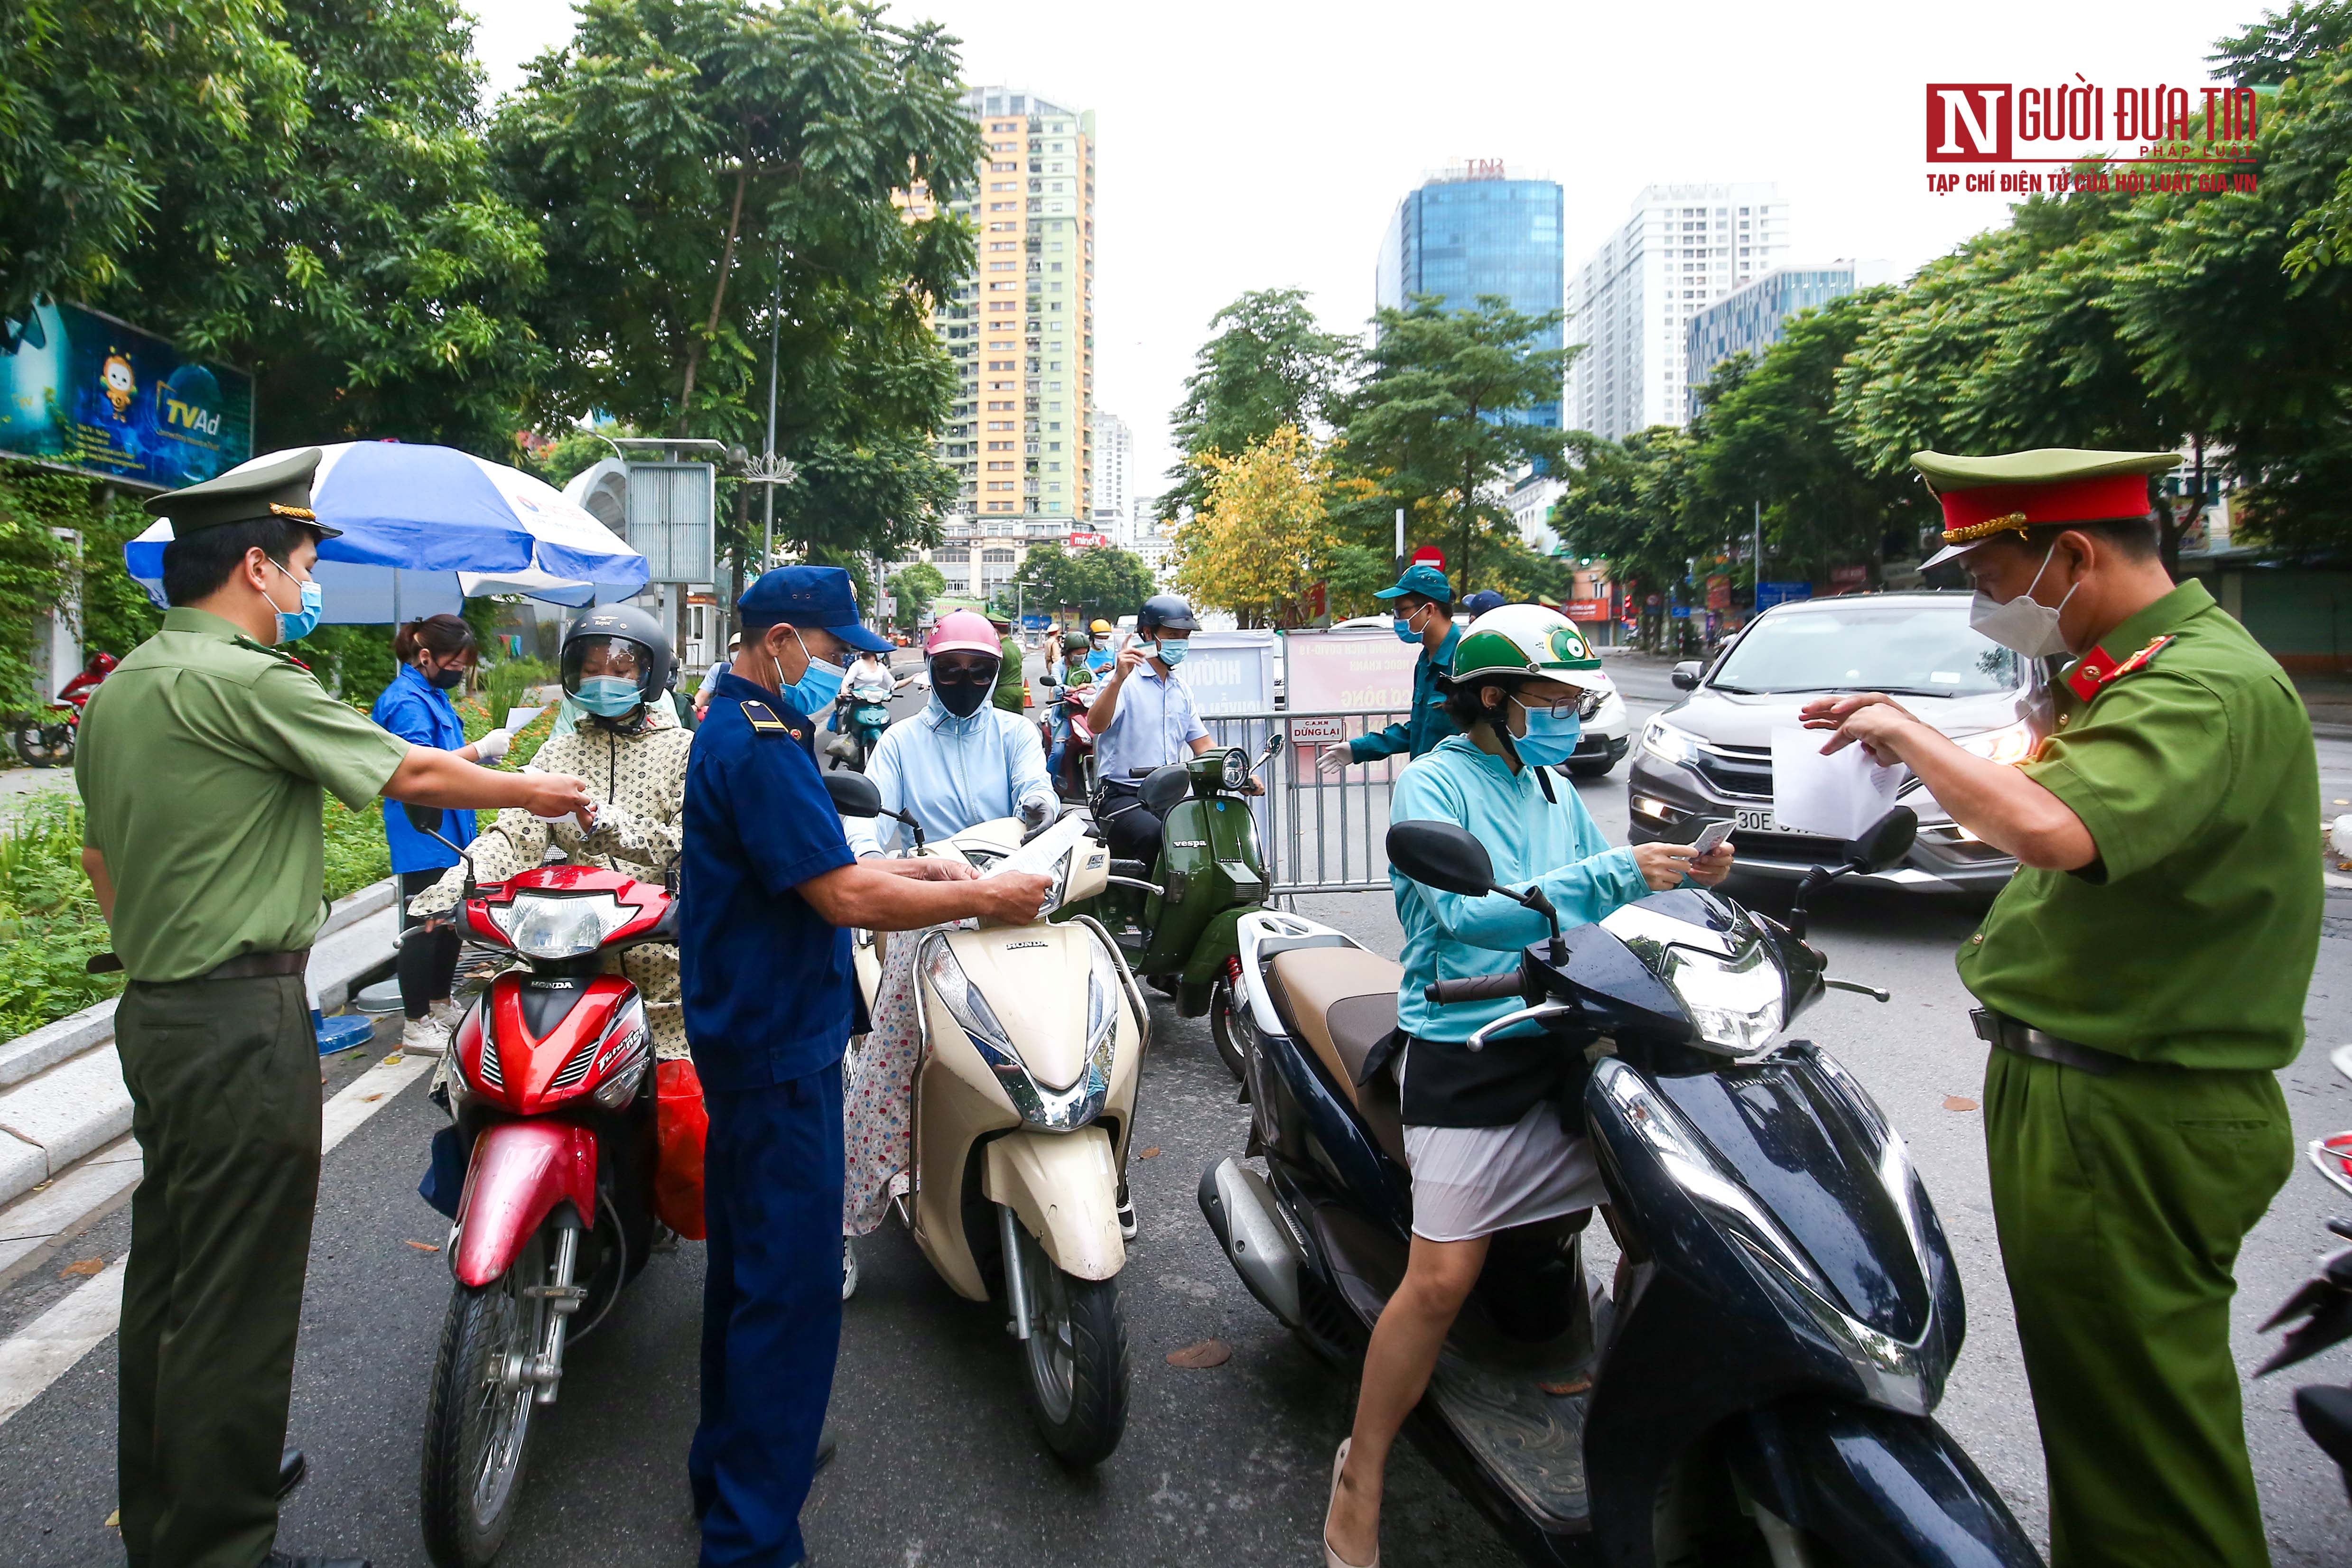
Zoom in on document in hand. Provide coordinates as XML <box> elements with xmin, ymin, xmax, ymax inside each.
<box><xmin>978</xmin><ymin>811</ymin><xmax>1090</xmax><ymax>922</ymax></box>
<box><xmin>1769</xmin><ymin>728</ymin><xmax>1901</xmax><ymax>841</ymax></box>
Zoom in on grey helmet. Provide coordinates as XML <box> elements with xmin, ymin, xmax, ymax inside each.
<box><xmin>560</xmin><ymin>603</ymin><xmax>678</xmax><ymax>708</ymax></box>
<box><xmin>1138</xmin><ymin>593</ymin><xmax>1199</xmax><ymax>635</ymax></box>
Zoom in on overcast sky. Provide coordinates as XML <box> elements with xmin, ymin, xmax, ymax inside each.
<box><xmin>469</xmin><ymin>0</ymin><xmax>2256</xmax><ymax>499</ymax></box>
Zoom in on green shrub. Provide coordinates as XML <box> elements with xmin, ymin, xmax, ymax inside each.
<box><xmin>480</xmin><ymin>657</ymin><xmax>556</xmax><ymax>730</ymax></box>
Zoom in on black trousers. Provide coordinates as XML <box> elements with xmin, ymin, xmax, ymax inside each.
<box><xmin>115</xmin><ymin>973</ymin><xmax>321</xmax><ymax>1568</ymax></box>
<box><xmin>397</xmin><ymin>867</ymin><xmax>460</xmax><ymax>1020</ymax></box>
<box><xmin>1094</xmin><ymin>778</ymin><xmax>1163</xmax><ymax>863</ymax></box>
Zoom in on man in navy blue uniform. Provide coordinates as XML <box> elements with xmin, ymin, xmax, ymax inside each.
<box><xmin>680</xmin><ymin>565</ymin><xmax>1049</xmax><ymax>1568</ymax></box>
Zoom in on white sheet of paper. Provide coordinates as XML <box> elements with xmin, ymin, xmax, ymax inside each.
<box><xmin>1770</xmin><ymin>728</ymin><xmax>1901</xmax><ymax>841</ymax></box>
<box><xmin>985</xmin><ymin>811</ymin><xmax>1089</xmax><ymax>883</ymax></box>
<box><xmin>504</xmin><ymin>705</ymin><xmax>546</xmax><ymax>733</ymax></box>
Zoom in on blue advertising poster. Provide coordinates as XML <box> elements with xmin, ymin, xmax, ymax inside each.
<box><xmin>1020</xmin><ymin>613</ymin><xmax>1050</xmax><ymax>630</ymax></box>
<box><xmin>0</xmin><ymin>302</ymin><xmax>254</xmax><ymax>491</ymax></box>
<box><xmin>1756</xmin><ymin>581</ymin><xmax>1813</xmax><ymax>610</ymax></box>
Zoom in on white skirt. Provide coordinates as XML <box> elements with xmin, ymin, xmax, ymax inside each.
<box><xmin>1401</xmin><ymin>1099</ymin><xmax>1608</xmax><ymax>1244</ymax></box>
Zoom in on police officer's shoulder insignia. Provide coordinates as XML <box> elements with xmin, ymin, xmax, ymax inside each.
<box><xmin>230</xmin><ymin>635</ymin><xmax>309</xmax><ymax>673</ymax></box>
<box><xmin>738</xmin><ymin>700</ymin><xmax>803</xmax><ymax>741</ymax></box>
<box><xmin>2065</xmin><ymin>634</ymin><xmax>2175</xmax><ymax>703</ymax></box>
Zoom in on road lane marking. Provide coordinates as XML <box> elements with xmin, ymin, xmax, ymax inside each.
<box><xmin>0</xmin><ymin>1051</ymin><xmax>432</xmax><ymax>1427</ymax></box>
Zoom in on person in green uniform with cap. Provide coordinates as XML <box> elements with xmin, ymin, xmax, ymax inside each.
<box><xmin>1316</xmin><ymin>561</ymin><xmax>1462</xmax><ymax>778</ymax></box>
<box><xmin>1802</xmin><ymin>446</ymin><xmax>2320</xmax><ymax>1568</ymax></box>
<box><xmin>989</xmin><ymin>612</ymin><xmax>1028</xmax><ymax>714</ymax></box>
<box><xmin>76</xmin><ymin>449</ymin><xmax>595</xmax><ymax>1568</ymax></box>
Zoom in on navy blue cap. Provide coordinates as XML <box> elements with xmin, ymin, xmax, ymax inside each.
<box><xmin>1459</xmin><ymin>590</ymin><xmax>1507</xmax><ymax>617</ymax></box>
<box><xmin>737</xmin><ymin>566</ymin><xmax>891</xmax><ymax>653</ymax></box>
<box><xmin>1374</xmin><ymin>563</ymin><xmax>1455</xmax><ymax>603</ymax></box>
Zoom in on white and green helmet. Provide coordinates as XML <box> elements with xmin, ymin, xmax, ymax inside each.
<box><xmin>1447</xmin><ymin>603</ymin><xmax>1602</xmax><ymax>686</ymax></box>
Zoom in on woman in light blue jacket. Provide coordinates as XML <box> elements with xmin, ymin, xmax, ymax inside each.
<box><xmin>1322</xmin><ymin>605</ymin><xmax>1731</xmax><ymax>1568</ymax></box>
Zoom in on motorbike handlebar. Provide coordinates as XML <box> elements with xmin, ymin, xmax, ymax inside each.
<box><xmin>1424</xmin><ymin>972</ymin><xmax>1525</xmax><ymax>1006</ymax></box>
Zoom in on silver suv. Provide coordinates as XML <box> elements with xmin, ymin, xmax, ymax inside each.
<box><xmin>1625</xmin><ymin>591</ymin><xmax>2049</xmax><ymax>893</ymax></box>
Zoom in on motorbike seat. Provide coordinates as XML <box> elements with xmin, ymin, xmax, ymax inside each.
<box><xmin>1266</xmin><ymin>948</ymin><xmax>1408</xmax><ymax>1166</ymax></box>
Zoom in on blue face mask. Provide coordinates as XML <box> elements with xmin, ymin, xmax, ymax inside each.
<box><xmin>1510</xmin><ymin>699</ymin><xmax>1583</xmax><ymax>768</ymax></box>
<box><xmin>1153</xmin><ymin>639</ymin><xmax>1188</xmax><ymax>667</ymax></box>
<box><xmin>573</xmin><ymin>676</ymin><xmax>644</xmax><ymax>718</ymax></box>
<box><xmin>783</xmin><ymin>656</ymin><xmax>844</xmax><ymax>714</ymax></box>
<box><xmin>266</xmin><ymin>560</ymin><xmax>324</xmax><ymax>644</ymax></box>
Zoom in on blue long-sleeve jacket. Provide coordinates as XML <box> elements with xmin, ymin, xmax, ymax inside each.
<box><xmin>370</xmin><ymin>663</ymin><xmax>475</xmax><ymax>873</ymax></box>
<box><xmin>1391</xmin><ymin>735</ymin><xmax>1651</xmax><ymax>1044</ymax></box>
<box><xmin>846</xmin><ymin>696</ymin><xmax>1057</xmax><ymax>857</ymax></box>
<box><xmin>1348</xmin><ymin>623</ymin><xmax>1461</xmax><ymax>762</ymax></box>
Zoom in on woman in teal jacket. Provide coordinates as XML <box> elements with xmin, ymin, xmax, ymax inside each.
<box><xmin>1321</xmin><ymin>604</ymin><xmax>1732</xmax><ymax>1568</ymax></box>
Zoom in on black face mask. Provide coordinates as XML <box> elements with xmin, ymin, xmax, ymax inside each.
<box><xmin>424</xmin><ymin>662</ymin><xmax>465</xmax><ymax>690</ymax></box>
<box><xmin>933</xmin><ymin>673</ymin><xmax>992</xmax><ymax>718</ymax></box>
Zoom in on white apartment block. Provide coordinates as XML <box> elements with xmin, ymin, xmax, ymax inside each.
<box><xmin>1091</xmin><ymin>411</ymin><xmax>1131</xmax><ymax>535</ymax></box>
<box><xmin>1567</xmin><ymin>184</ymin><xmax>1788</xmax><ymax>441</ymax></box>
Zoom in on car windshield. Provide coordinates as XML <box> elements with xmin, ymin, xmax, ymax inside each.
<box><xmin>1708</xmin><ymin>599</ymin><xmax>2023</xmax><ymax>697</ymax></box>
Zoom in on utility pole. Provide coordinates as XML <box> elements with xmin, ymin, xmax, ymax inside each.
<box><xmin>1752</xmin><ymin>498</ymin><xmax>1763</xmax><ymax>608</ymax></box>
<box><xmin>760</xmin><ymin>270</ymin><xmax>781</xmax><ymax>573</ymax></box>
<box><xmin>1395</xmin><ymin>507</ymin><xmax>1405</xmax><ymax>569</ymax></box>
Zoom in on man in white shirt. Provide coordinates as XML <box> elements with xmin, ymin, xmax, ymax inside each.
<box><xmin>1087</xmin><ymin>593</ymin><xmax>1212</xmax><ymax>861</ymax></box>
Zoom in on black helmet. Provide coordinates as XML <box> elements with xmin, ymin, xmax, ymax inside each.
<box><xmin>1138</xmin><ymin>593</ymin><xmax>1199</xmax><ymax>635</ymax></box>
<box><xmin>560</xmin><ymin>604</ymin><xmax>677</xmax><ymax>712</ymax></box>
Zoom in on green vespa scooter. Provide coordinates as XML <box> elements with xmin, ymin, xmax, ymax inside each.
<box><xmin>1064</xmin><ymin>733</ymin><xmax>1281</xmax><ymax>1077</ymax></box>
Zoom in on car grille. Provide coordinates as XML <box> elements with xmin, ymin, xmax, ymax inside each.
<box><xmin>1692</xmin><ymin>742</ymin><xmax>1772</xmax><ymax>801</ymax></box>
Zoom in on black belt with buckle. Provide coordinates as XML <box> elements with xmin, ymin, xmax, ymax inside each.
<box><xmin>1971</xmin><ymin>1008</ymin><xmax>2129</xmax><ymax>1077</ymax></box>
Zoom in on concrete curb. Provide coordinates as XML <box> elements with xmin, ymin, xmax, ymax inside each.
<box><xmin>0</xmin><ymin>877</ymin><xmax>398</xmax><ymax>1215</ymax></box>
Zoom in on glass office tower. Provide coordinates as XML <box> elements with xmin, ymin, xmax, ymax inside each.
<box><xmin>1376</xmin><ymin>168</ymin><xmax>1564</xmax><ymax>428</ymax></box>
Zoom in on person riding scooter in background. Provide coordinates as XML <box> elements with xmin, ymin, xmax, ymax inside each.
<box><xmin>838</xmin><ymin>610</ymin><xmax>1057</xmax><ymax>1294</ymax></box>
<box><xmin>1087</xmin><ymin>592</ymin><xmax>1231</xmax><ymax>863</ymax></box>
<box><xmin>408</xmin><ymin>605</ymin><xmax>695</xmax><ymax>1058</ymax></box>
<box><xmin>1320</xmin><ymin>603</ymin><xmax>1732</xmax><ymax>1568</ymax></box>
<box><xmin>1084</xmin><ymin>618</ymin><xmax>1116</xmax><ymax>675</ymax></box>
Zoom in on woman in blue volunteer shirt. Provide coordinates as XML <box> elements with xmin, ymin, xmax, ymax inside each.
<box><xmin>372</xmin><ymin>615</ymin><xmax>511</xmax><ymax>1055</ymax></box>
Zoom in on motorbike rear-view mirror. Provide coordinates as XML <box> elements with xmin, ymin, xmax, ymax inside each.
<box><xmin>825</xmin><ymin>772</ymin><xmax>883</xmax><ymax>818</ymax></box>
<box><xmin>1139</xmin><ymin>764</ymin><xmax>1190</xmax><ymax>818</ymax></box>
<box><xmin>1844</xmin><ymin>807</ymin><xmax>1919</xmax><ymax>873</ymax></box>
<box><xmin>402</xmin><ymin>801</ymin><xmax>447</xmax><ymax>835</ymax></box>
<box><xmin>1386</xmin><ymin>820</ymin><xmax>1497</xmax><ymax>898</ymax></box>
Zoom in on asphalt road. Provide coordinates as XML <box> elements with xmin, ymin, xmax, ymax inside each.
<box><xmin>4</xmin><ymin>654</ymin><xmax>2352</xmax><ymax>1567</ymax></box>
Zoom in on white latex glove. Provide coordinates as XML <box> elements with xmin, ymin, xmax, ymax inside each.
<box><xmin>474</xmin><ymin>727</ymin><xmax>513</xmax><ymax>764</ymax></box>
<box><xmin>1315</xmin><ymin>744</ymin><xmax>1352</xmax><ymax>779</ymax></box>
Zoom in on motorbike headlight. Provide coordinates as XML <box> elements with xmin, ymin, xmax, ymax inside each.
<box><xmin>1085</xmin><ymin>937</ymin><xmax>1120</xmax><ymax>1057</ymax></box>
<box><xmin>1954</xmin><ymin>719</ymin><xmax>2035</xmax><ymax>765</ymax></box>
<box><xmin>487</xmin><ymin>892</ymin><xmax>636</xmax><ymax>960</ymax></box>
<box><xmin>1641</xmin><ymin>715</ymin><xmax>1702</xmax><ymax>768</ymax></box>
<box><xmin>1658</xmin><ymin>939</ymin><xmax>1785</xmax><ymax>1054</ymax></box>
<box><xmin>920</xmin><ymin>934</ymin><xmax>1109</xmax><ymax>1133</ymax></box>
<box><xmin>1218</xmin><ymin>746</ymin><xmax>1250</xmax><ymax>791</ymax></box>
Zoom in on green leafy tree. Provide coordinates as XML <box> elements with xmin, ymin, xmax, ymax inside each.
<box><xmin>1336</xmin><ymin>295</ymin><xmax>1571</xmax><ymax>593</ymax></box>
<box><xmin>1010</xmin><ymin>543</ymin><xmax>1155</xmax><ymax>626</ymax></box>
<box><xmin>1696</xmin><ymin>294</ymin><xmax>1932</xmax><ymax>582</ymax></box>
<box><xmin>1162</xmin><ymin>288</ymin><xmax>1355</xmax><ymax>525</ymax></box>
<box><xmin>1552</xmin><ymin>428</ymin><xmax>1709</xmax><ymax>652</ymax></box>
<box><xmin>492</xmin><ymin>0</ymin><xmax>979</xmax><ymax>573</ymax></box>
<box><xmin>886</xmin><ymin>562</ymin><xmax>946</xmax><ymax>634</ymax></box>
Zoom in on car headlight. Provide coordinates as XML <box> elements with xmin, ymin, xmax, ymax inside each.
<box><xmin>1953</xmin><ymin>720</ymin><xmax>2035</xmax><ymax>765</ymax></box>
<box><xmin>1658</xmin><ymin>940</ymin><xmax>1785</xmax><ymax>1054</ymax></box>
<box><xmin>921</xmin><ymin>935</ymin><xmax>1110</xmax><ymax>1132</ymax></box>
<box><xmin>487</xmin><ymin>892</ymin><xmax>636</xmax><ymax>959</ymax></box>
<box><xmin>1642</xmin><ymin>715</ymin><xmax>1702</xmax><ymax>768</ymax></box>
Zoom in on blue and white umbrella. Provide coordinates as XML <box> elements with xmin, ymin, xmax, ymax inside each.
<box><xmin>124</xmin><ymin>441</ymin><xmax>649</xmax><ymax>622</ymax></box>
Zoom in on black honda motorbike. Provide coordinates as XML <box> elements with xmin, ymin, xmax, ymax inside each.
<box><xmin>2258</xmin><ymin>1042</ymin><xmax>2352</xmax><ymax>1508</ymax></box>
<box><xmin>1198</xmin><ymin>807</ymin><xmax>2042</xmax><ymax>1566</ymax></box>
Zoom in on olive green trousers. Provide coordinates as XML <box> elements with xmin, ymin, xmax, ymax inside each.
<box><xmin>1984</xmin><ymin>1047</ymin><xmax>2293</xmax><ymax>1568</ymax></box>
<box><xmin>115</xmin><ymin>974</ymin><xmax>321</xmax><ymax>1568</ymax></box>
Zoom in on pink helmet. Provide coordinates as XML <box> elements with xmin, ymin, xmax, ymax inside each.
<box><xmin>926</xmin><ymin>610</ymin><xmax>1003</xmax><ymax>659</ymax></box>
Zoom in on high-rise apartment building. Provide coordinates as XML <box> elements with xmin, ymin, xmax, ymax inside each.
<box><xmin>1566</xmin><ymin>184</ymin><xmax>1788</xmax><ymax>440</ymax></box>
<box><xmin>1682</xmin><ymin>261</ymin><xmax>1894</xmax><ymax>419</ymax></box>
<box><xmin>1092</xmin><ymin>411</ymin><xmax>1131</xmax><ymax>535</ymax></box>
<box><xmin>1376</xmin><ymin>162</ymin><xmax>1564</xmax><ymax>427</ymax></box>
<box><xmin>904</xmin><ymin>86</ymin><xmax>1097</xmax><ymax>525</ymax></box>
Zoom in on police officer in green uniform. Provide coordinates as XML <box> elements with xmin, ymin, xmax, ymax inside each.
<box><xmin>76</xmin><ymin>450</ymin><xmax>594</xmax><ymax>1568</ymax></box>
<box><xmin>1804</xmin><ymin>448</ymin><xmax>2320</xmax><ymax>1568</ymax></box>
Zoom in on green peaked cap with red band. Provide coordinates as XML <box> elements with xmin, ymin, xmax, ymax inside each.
<box><xmin>1915</xmin><ymin>446</ymin><xmax>2177</xmax><ymax>568</ymax></box>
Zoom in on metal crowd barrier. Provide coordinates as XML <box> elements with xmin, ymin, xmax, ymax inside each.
<box><xmin>1197</xmin><ymin>707</ymin><xmax>1411</xmax><ymax>899</ymax></box>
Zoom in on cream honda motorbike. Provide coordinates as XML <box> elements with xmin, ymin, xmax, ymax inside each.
<box><xmin>832</xmin><ymin>775</ymin><xmax>1150</xmax><ymax>1466</ymax></box>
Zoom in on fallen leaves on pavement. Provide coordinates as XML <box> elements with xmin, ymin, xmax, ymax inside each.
<box><xmin>1167</xmin><ymin>1339</ymin><xmax>1230</xmax><ymax>1369</ymax></box>
<box><xmin>1944</xmin><ymin>1095</ymin><xmax>1980</xmax><ymax>1112</ymax></box>
<box><xmin>404</xmin><ymin>1240</ymin><xmax>442</xmax><ymax>1253</ymax></box>
<box><xmin>1137</xmin><ymin>1146</ymin><xmax>1161</xmax><ymax>1160</ymax></box>
<box><xmin>57</xmin><ymin>1256</ymin><xmax>103</xmax><ymax>1279</ymax></box>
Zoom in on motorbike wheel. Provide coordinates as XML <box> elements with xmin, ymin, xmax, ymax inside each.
<box><xmin>419</xmin><ymin>1235</ymin><xmax>548</xmax><ymax>1568</ymax></box>
<box><xmin>1010</xmin><ymin>1219</ymin><xmax>1128</xmax><ymax>1466</ymax></box>
<box><xmin>1209</xmin><ymin>974</ymin><xmax>1247</xmax><ymax>1081</ymax></box>
<box><xmin>10</xmin><ymin>723</ymin><xmax>65</xmax><ymax>768</ymax></box>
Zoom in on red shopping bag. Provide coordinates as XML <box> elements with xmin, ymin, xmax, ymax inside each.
<box><xmin>654</xmin><ymin>1058</ymin><xmax>709</xmax><ymax>1240</ymax></box>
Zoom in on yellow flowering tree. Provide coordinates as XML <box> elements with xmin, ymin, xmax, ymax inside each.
<box><xmin>1173</xmin><ymin>426</ymin><xmax>1344</xmax><ymax>628</ymax></box>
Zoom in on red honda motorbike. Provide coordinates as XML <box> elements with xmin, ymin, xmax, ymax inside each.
<box><xmin>12</xmin><ymin>650</ymin><xmax>114</xmax><ymax>767</ymax></box>
<box><xmin>400</xmin><ymin>806</ymin><xmax>674</xmax><ymax>1568</ymax></box>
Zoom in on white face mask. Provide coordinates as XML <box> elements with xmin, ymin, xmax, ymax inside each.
<box><xmin>1969</xmin><ymin>544</ymin><xmax>2079</xmax><ymax>658</ymax></box>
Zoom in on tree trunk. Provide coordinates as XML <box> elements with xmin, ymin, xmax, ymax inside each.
<box><xmin>678</xmin><ymin>166</ymin><xmax>752</xmax><ymax>432</ymax></box>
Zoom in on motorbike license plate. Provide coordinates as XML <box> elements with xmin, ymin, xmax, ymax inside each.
<box><xmin>1733</xmin><ymin>807</ymin><xmax>1775</xmax><ymax>834</ymax></box>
